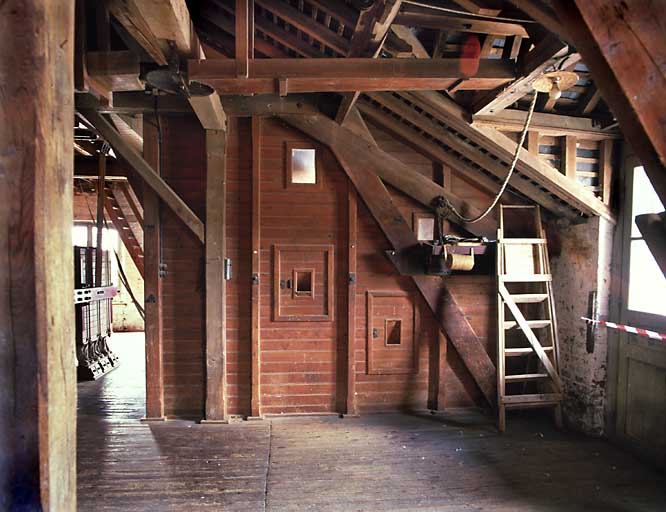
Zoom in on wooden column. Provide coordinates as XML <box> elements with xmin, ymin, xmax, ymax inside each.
<box><xmin>142</xmin><ymin>117</ymin><xmax>165</xmax><ymax>421</ymax></box>
<box><xmin>250</xmin><ymin>117</ymin><xmax>262</xmax><ymax>418</ymax></box>
<box><xmin>346</xmin><ymin>186</ymin><xmax>358</xmax><ymax>416</ymax></box>
<box><xmin>203</xmin><ymin>129</ymin><xmax>228</xmax><ymax>423</ymax></box>
<box><xmin>561</xmin><ymin>135</ymin><xmax>578</xmax><ymax>180</ymax></box>
<box><xmin>600</xmin><ymin>139</ymin><xmax>613</xmax><ymax>205</ymax></box>
<box><xmin>0</xmin><ymin>2</ymin><xmax>76</xmax><ymax>510</ymax></box>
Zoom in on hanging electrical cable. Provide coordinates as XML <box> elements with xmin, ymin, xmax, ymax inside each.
<box><xmin>442</xmin><ymin>90</ymin><xmax>540</xmax><ymax>224</ymax></box>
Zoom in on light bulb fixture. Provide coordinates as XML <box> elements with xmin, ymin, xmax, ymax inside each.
<box><xmin>533</xmin><ymin>71</ymin><xmax>579</xmax><ymax>99</ymax></box>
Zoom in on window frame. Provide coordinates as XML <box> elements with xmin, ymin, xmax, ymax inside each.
<box><xmin>284</xmin><ymin>142</ymin><xmax>322</xmax><ymax>191</ymax></box>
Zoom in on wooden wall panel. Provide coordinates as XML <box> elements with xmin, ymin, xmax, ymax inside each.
<box><xmin>258</xmin><ymin>119</ymin><xmax>347</xmax><ymax>414</ymax></box>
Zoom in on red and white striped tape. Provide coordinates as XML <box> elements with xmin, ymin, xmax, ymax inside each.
<box><xmin>581</xmin><ymin>317</ymin><xmax>666</xmax><ymax>342</ymax></box>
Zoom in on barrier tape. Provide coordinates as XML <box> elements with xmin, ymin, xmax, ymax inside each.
<box><xmin>581</xmin><ymin>317</ymin><xmax>666</xmax><ymax>342</ymax></box>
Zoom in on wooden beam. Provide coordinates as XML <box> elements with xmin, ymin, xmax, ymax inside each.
<box><xmin>450</xmin><ymin>0</ymin><xmax>502</xmax><ymax>16</ymax></box>
<box><xmin>142</xmin><ymin>117</ymin><xmax>165</xmax><ymax>421</ymax></box>
<box><xmin>85</xmin><ymin>50</ymin><xmax>143</xmax><ymax>92</ymax></box>
<box><xmin>472</xmin><ymin>108</ymin><xmax>621</xmax><ymax>140</ymax></box>
<box><xmin>554</xmin><ymin>0</ymin><xmax>666</xmax><ymax>205</ymax></box>
<box><xmin>394</xmin><ymin>12</ymin><xmax>529</xmax><ymax>37</ymax></box>
<box><xmin>255</xmin><ymin>0</ymin><xmax>350</xmax><ymax>54</ymax></box>
<box><xmin>508</xmin><ymin>0</ymin><xmax>570</xmax><ymax>40</ymax></box>
<box><xmin>405</xmin><ymin>91</ymin><xmax>613</xmax><ymax>219</ymax></box>
<box><xmin>79</xmin><ymin>109</ymin><xmax>205</xmax><ymax>242</ymax></box>
<box><xmin>0</xmin><ymin>2</ymin><xmax>76</xmax><ymax>508</ymax></box>
<box><xmin>109</xmin><ymin>0</ymin><xmax>169</xmax><ymax>65</ymax></box>
<box><xmin>204</xmin><ymin>129</ymin><xmax>228</xmax><ymax>423</ymax></box>
<box><xmin>250</xmin><ymin>117</ymin><xmax>262</xmax><ymax>418</ymax></box>
<box><xmin>188</xmin><ymin>57</ymin><xmax>516</xmax><ymax>94</ymax></box>
<box><xmin>473</xmin><ymin>35</ymin><xmax>572</xmax><ymax>115</ymax></box>
<box><xmin>95</xmin><ymin>152</ymin><xmax>107</xmax><ymax>286</ymax></box>
<box><xmin>280</xmin><ymin>115</ymin><xmax>497</xmax><ymax>405</ymax></box>
<box><xmin>391</xmin><ymin>25</ymin><xmax>430</xmax><ymax>58</ymax></box>
<box><xmin>525</xmin><ymin>130</ymin><xmax>540</xmax><ymax>155</ymax></box>
<box><xmin>577</xmin><ymin>85</ymin><xmax>602</xmax><ymax>116</ymax></box>
<box><xmin>347</xmin><ymin>186</ymin><xmax>358</xmax><ymax>416</ymax></box>
<box><xmin>561</xmin><ymin>135</ymin><xmax>577</xmax><ymax>181</ymax></box>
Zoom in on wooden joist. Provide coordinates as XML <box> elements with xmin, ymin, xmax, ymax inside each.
<box><xmin>473</xmin><ymin>35</ymin><xmax>574</xmax><ymax>116</ymax></box>
<box><xmin>472</xmin><ymin>109</ymin><xmax>620</xmax><ymax>140</ymax></box>
<box><xmin>187</xmin><ymin>57</ymin><xmax>515</xmax><ymax>94</ymax></box>
<box><xmin>394</xmin><ymin>12</ymin><xmax>529</xmax><ymax>37</ymax></box>
<box><xmin>79</xmin><ymin>109</ymin><xmax>206</xmax><ymax>242</ymax></box>
<box><xmin>279</xmin><ymin>114</ymin><xmax>496</xmax><ymax>406</ymax></box>
<box><xmin>403</xmin><ymin>91</ymin><xmax>613</xmax><ymax>220</ymax></box>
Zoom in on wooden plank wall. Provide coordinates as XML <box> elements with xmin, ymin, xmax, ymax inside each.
<box><xmin>160</xmin><ymin>116</ymin><xmax>207</xmax><ymax>418</ymax></box>
<box><xmin>157</xmin><ymin>115</ymin><xmax>499</xmax><ymax>418</ymax></box>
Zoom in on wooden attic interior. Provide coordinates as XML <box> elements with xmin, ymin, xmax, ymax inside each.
<box><xmin>2</xmin><ymin>0</ymin><xmax>666</xmax><ymax>510</ymax></box>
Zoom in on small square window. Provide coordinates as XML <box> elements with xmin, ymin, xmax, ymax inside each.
<box><xmin>291</xmin><ymin>149</ymin><xmax>316</xmax><ymax>184</ymax></box>
<box><xmin>413</xmin><ymin>213</ymin><xmax>436</xmax><ymax>242</ymax></box>
<box><xmin>385</xmin><ymin>319</ymin><xmax>402</xmax><ymax>345</ymax></box>
<box><xmin>293</xmin><ymin>268</ymin><xmax>314</xmax><ymax>297</ymax></box>
<box><xmin>286</xmin><ymin>142</ymin><xmax>321</xmax><ymax>189</ymax></box>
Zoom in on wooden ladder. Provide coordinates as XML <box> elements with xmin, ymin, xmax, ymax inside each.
<box><xmin>496</xmin><ymin>205</ymin><xmax>562</xmax><ymax>432</ymax></box>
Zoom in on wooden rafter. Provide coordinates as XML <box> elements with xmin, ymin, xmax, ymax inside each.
<box><xmin>394</xmin><ymin>12</ymin><xmax>529</xmax><ymax>37</ymax></box>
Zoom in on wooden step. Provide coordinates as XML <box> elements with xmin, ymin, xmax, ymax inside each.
<box><xmin>505</xmin><ymin>346</ymin><xmax>554</xmax><ymax>357</ymax></box>
<box><xmin>503</xmin><ymin>319</ymin><xmax>551</xmax><ymax>330</ymax></box>
<box><xmin>510</xmin><ymin>293</ymin><xmax>549</xmax><ymax>303</ymax></box>
<box><xmin>505</xmin><ymin>373</ymin><xmax>550</xmax><ymax>383</ymax></box>
<box><xmin>501</xmin><ymin>238</ymin><xmax>547</xmax><ymax>245</ymax></box>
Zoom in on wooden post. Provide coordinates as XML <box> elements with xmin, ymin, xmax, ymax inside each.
<box><xmin>346</xmin><ymin>186</ymin><xmax>358</xmax><ymax>416</ymax></box>
<box><xmin>235</xmin><ymin>0</ymin><xmax>251</xmax><ymax>78</ymax></box>
<box><xmin>0</xmin><ymin>2</ymin><xmax>76</xmax><ymax>510</ymax></box>
<box><xmin>142</xmin><ymin>117</ymin><xmax>165</xmax><ymax>421</ymax></box>
<box><xmin>600</xmin><ymin>139</ymin><xmax>613</xmax><ymax>205</ymax></box>
<box><xmin>95</xmin><ymin>151</ymin><xmax>107</xmax><ymax>286</ymax></box>
<box><xmin>250</xmin><ymin>117</ymin><xmax>262</xmax><ymax>418</ymax></box>
<box><xmin>525</xmin><ymin>131</ymin><xmax>540</xmax><ymax>155</ymax></box>
<box><xmin>561</xmin><ymin>135</ymin><xmax>578</xmax><ymax>180</ymax></box>
<box><xmin>203</xmin><ymin>129</ymin><xmax>229</xmax><ymax>423</ymax></box>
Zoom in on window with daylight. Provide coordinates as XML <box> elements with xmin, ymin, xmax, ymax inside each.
<box><xmin>285</xmin><ymin>142</ymin><xmax>320</xmax><ymax>189</ymax></box>
<box><xmin>627</xmin><ymin>166</ymin><xmax>666</xmax><ymax>317</ymax></box>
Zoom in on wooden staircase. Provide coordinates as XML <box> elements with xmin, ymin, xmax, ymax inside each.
<box><xmin>104</xmin><ymin>181</ymin><xmax>144</xmax><ymax>277</ymax></box>
<box><xmin>496</xmin><ymin>205</ymin><xmax>562</xmax><ymax>432</ymax></box>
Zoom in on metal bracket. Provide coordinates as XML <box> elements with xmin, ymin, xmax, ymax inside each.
<box><xmin>348</xmin><ymin>272</ymin><xmax>356</xmax><ymax>284</ymax></box>
<box><xmin>251</xmin><ymin>273</ymin><xmax>260</xmax><ymax>285</ymax></box>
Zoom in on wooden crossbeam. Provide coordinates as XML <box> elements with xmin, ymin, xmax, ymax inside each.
<box><xmin>79</xmin><ymin>109</ymin><xmax>205</xmax><ymax>242</ymax></box>
<box><xmin>188</xmin><ymin>57</ymin><xmax>515</xmax><ymax>94</ymax></box>
<box><xmin>279</xmin><ymin>114</ymin><xmax>497</xmax><ymax>406</ymax></box>
<box><xmin>499</xmin><ymin>283</ymin><xmax>561</xmax><ymax>390</ymax></box>
<box><xmin>473</xmin><ymin>35</ymin><xmax>573</xmax><ymax>116</ymax></box>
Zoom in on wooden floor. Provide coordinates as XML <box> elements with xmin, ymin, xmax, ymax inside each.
<box><xmin>78</xmin><ymin>333</ymin><xmax>666</xmax><ymax>511</ymax></box>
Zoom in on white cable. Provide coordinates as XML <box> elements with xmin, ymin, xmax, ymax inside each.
<box><xmin>402</xmin><ymin>0</ymin><xmax>537</xmax><ymax>23</ymax></box>
<box><xmin>445</xmin><ymin>91</ymin><xmax>539</xmax><ymax>223</ymax></box>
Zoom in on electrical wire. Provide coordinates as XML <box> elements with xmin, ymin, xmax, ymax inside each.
<box><xmin>443</xmin><ymin>90</ymin><xmax>540</xmax><ymax>223</ymax></box>
<box><xmin>401</xmin><ymin>0</ymin><xmax>537</xmax><ymax>23</ymax></box>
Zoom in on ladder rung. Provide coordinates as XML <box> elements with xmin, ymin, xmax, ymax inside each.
<box><xmin>503</xmin><ymin>320</ymin><xmax>551</xmax><ymax>330</ymax></box>
<box><xmin>505</xmin><ymin>373</ymin><xmax>549</xmax><ymax>382</ymax></box>
<box><xmin>501</xmin><ymin>238</ymin><xmax>546</xmax><ymax>244</ymax></box>
<box><xmin>511</xmin><ymin>293</ymin><xmax>549</xmax><ymax>303</ymax></box>
<box><xmin>505</xmin><ymin>346</ymin><xmax>554</xmax><ymax>357</ymax></box>
<box><xmin>499</xmin><ymin>274</ymin><xmax>552</xmax><ymax>282</ymax></box>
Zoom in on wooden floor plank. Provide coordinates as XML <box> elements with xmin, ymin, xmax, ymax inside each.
<box><xmin>78</xmin><ymin>333</ymin><xmax>666</xmax><ymax>511</ymax></box>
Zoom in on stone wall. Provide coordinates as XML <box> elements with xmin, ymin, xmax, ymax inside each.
<box><xmin>549</xmin><ymin>216</ymin><xmax>614</xmax><ymax>436</ymax></box>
